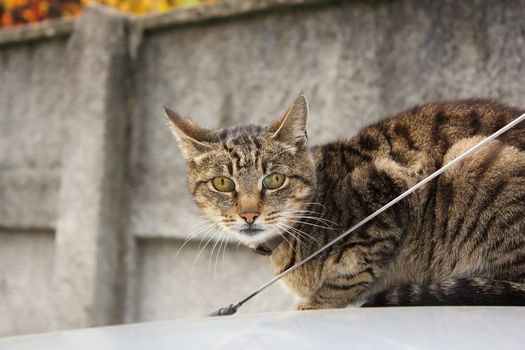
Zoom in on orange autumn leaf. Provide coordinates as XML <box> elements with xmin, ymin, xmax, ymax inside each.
<box><xmin>0</xmin><ymin>0</ymin><xmax>220</xmax><ymax>27</ymax></box>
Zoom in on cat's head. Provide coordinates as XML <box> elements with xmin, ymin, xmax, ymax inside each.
<box><xmin>165</xmin><ymin>94</ymin><xmax>316</xmax><ymax>254</ymax></box>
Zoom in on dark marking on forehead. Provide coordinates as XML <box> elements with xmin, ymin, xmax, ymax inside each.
<box><xmin>262</xmin><ymin>160</ymin><xmax>268</xmax><ymax>174</ymax></box>
<box><xmin>232</xmin><ymin>150</ymin><xmax>243</xmax><ymax>169</ymax></box>
<box><xmin>226</xmin><ymin>162</ymin><xmax>234</xmax><ymax>175</ymax></box>
<box><xmin>253</xmin><ymin>138</ymin><xmax>262</xmax><ymax>161</ymax></box>
<box><xmin>219</xmin><ymin>125</ymin><xmax>266</xmax><ymax>170</ymax></box>
<box><xmin>253</xmin><ymin>137</ymin><xmax>262</xmax><ymax>149</ymax></box>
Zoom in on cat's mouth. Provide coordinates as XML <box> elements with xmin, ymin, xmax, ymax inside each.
<box><xmin>239</xmin><ymin>227</ymin><xmax>264</xmax><ymax>235</ymax></box>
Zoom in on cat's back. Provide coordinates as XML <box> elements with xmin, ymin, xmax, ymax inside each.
<box><xmin>366</xmin><ymin>98</ymin><xmax>525</xmax><ymax>158</ymax></box>
<box><xmin>312</xmin><ymin>100</ymin><xmax>523</xmax><ymax>197</ymax></box>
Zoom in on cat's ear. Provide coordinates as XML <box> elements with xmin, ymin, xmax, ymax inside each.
<box><xmin>164</xmin><ymin>107</ymin><xmax>218</xmax><ymax>159</ymax></box>
<box><xmin>269</xmin><ymin>93</ymin><xmax>308</xmax><ymax>147</ymax></box>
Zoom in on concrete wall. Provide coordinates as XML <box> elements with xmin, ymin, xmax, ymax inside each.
<box><xmin>0</xmin><ymin>230</ymin><xmax>55</xmax><ymax>335</ymax></box>
<box><xmin>1</xmin><ymin>0</ymin><xmax>525</xmax><ymax>337</ymax></box>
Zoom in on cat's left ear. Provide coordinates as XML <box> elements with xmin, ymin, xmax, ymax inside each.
<box><xmin>164</xmin><ymin>107</ymin><xmax>218</xmax><ymax>160</ymax></box>
<box><xmin>269</xmin><ymin>93</ymin><xmax>308</xmax><ymax>147</ymax></box>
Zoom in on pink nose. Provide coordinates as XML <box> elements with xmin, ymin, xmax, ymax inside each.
<box><xmin>240</xmin><ymin>211</ymin><xmax>259</xmax><ymax>224</ymax></box>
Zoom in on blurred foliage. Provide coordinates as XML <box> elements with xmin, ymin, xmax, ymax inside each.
<box><xmin>0</xmin><ymin>0</ymin><xmax>219</xmax><ymax>27</ymax></box>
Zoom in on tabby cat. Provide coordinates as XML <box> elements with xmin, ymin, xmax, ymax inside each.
<box><xmin>166</xmin><ymin>95</ymin><xmax>525</xmax><ymax>309</ymax></box>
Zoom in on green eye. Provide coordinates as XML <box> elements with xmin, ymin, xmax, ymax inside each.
<box><xmin>212</xmin><ymin>176</ymin><xmax>235</xmax><ymax>192</ymax></box>
<box><xmin>263</xmin><ymin>173</ymin><xmax>286</xmax><ymax>190</ymax></box>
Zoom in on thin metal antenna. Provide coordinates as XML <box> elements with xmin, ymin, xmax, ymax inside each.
<box><xmin>209</xmin><ymin>111</ymin><xmax>525</xmax><ymax>317</ymax></box>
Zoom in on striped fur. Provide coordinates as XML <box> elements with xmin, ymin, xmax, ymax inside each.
<box><xmin>167</xmin><ymin>96</ymin><xmax>525</xmax><ymax>309</ymax></box>
<box><xmin>364</xmin><ymin>278</ymin><xmax>525</xmax><ymax>306</ymax></box>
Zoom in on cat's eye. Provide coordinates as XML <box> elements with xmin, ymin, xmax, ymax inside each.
<box><xmin>263</xmin><ymin>173</ymin><xmax>286</xmax><ymax>190</ymax></box>
<box><xmin>212</xmin><ymin>176</ymin><xmax>235</xmax><ymax>192</ymax></box>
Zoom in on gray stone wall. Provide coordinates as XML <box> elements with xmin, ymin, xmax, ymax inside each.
<box><xmin>1</xmin><ymin>0</ymin><xmax>524</xmax><ymax>337</ymax></box>
<box><xmin>0</xmin><ymin>230</ymin><xmax>55</xmax><ymax>335</ymax></box>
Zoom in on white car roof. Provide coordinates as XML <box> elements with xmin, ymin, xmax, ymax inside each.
<box><xmin>1</xmin><ymin>307</ymin><xmax>524</xmax><ymax>350</ymax></box>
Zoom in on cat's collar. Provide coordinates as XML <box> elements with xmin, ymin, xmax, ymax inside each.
<box><xmin>250</xmin><ymin>235</ymin><xmax>285</xmax><ymax>256</ymax></box>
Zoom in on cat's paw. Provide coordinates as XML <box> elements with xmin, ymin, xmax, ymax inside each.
<box><xmin>293</xmin><ymin>300</ymin><xmax>324</xmax><ymax>311</ymax></box>
<box><xmin>294</xmin><ymin>297</ymin><xmax>352</xmax><ymax>310</ymax></box>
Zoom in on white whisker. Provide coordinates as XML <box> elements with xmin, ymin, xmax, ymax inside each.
<box><xmin>302</xmin><ymin>202</ymin><xmax>327</xmax><ymax>209</ymax></box>
<box><xmin>175</xmin><ymin>222</ymin><xmax>216</xmax><ymax>259</ymax></box>
<box><xmin>191</xmin><ymin>228</ymin><xmax>221</xmax><ymax>274</ymax></box>
<box><xmin>286</xmin><ymin>219</ymin><xmax>334</xmax><ymax>230</ymax></box>
<box><xmin>276</xmin><ymin>222</ymin><xmax>322</xmax><ymax>247</ymax></box>
<box><xmin>272</xmin><ymin>224</ymin><xmax>299</xmax><ymax>253</ymax></box>
<box><xmin>221</xmin><ymin>233</ymin><xmax>229</xmax><ymax>269</ymax></box>
<box><xmin>284</xmin><ymin>217</ymin><xmax>335</xmax><ymax>229</ymax></box>
<box><xmin>281</xmin><ymin>212</ymin><xmax>339</xmax><ymax>226</ymax></box>
<box><xmin>274</xmin><ymin>223</ymin><xmax>305</xmax><ymax>250</ymax></box>
<box><xmin>208</xmin><ymin>228</ymin><xmax>224</xmax><ymax>272</ymax></box>
<box><xmin>187</xmin><ymin>220</ymin><xmax>214</xmax><ymax>231</ymax></box>
<box><xmin>213</xmin><ymin>230</ymin><xmax>227</xmax><ymax>279</ymax></box>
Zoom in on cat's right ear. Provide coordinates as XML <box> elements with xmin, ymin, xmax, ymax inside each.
<box><xmin>164</xmin><ymin>107</ymin><xmax>217</xmax><ymax>160</ymax></box>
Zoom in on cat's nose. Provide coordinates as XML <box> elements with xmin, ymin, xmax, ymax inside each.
<box><xmin>240</xmin><ymin>211</ymin><xmax>259</xmax><ymax>224</ymax></box>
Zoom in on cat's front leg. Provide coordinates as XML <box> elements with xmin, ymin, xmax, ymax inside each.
<box><xmin>295</xmin><ymin>213</ymin><xmax>405</xmax><ymax>310</ymax></box>
<box><xmin>294</xmin><ymin>267</ymin><xmax>379</xmax><ymax>310</ymax></box>
<box><xmin>294</xmin><ymin>299</ymin><xmax>330</xmax><ymax>311</ymax></box>
<box><xmin>286</xmin><ymin>276</ymin><xmax>358</xmax><ymax>310</ymax></box>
